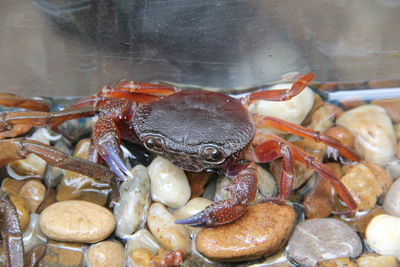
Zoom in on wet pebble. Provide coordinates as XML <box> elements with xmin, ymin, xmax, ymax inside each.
<box><xmin>336</xmin><ymin>105</ymin><xmax>396</xmax><ymax>165</ymax></box>
<box><xmin>113</xmin><ymin>164</ymin><xmax>150</xmax><ymax>238</ymax></box>
<box><xmin>56</xmin><ymin>139</ymin><xmax>110</xmax><ymax>206</ymax></box>
<box><xmin>39</xmin><ymin>200</ymin><xmax>115</xmax><ymax>243</ymax></box>
<box><xmin>129</xmin><ymin>248</ymin><xmax>153</xmax><ymax>267</ymax></box>
<box><xmin>325</xmin><ymin>125</ymin><xmax>355</xmax><ymax>149</ymax></box>
<box><xmin>8</xmin><ymin>128</ymin><xmax>50</xmax><ymax>178</ymax></box>
<box><xmin>86</xmin><ymin>241</ymin><xmax>125</xmax><ymax>267</ymax></box>
<box><xmin>363</xmin><ymin>161</ymin><xmax>393</xmax><ymax>194</ymax></box>
<box><xmin>196</xmin><ymin>203</ymin><xmax>296</xmax><ymax>262</ymax></box>
<box><xmin>383</xmin><ymin>178</ymin><xmax>400</xmax><ymax>217</ymax></box>
<box><xmin>23</xmin><ymin>214</ymin><xmax>47</xmax><ymax>253</ymax></box>
<box><xmin>125</xmin><ymin>229</ymin><xmax>162</xmax><ymax>256</ymax></box>
<box><xmin>303</xmin><ymin>175</ymin><xmax>335</xmax><ymax>219</ymax></box>
<box><xmin>287</xmin><ymin>218</ymin><xmax>362</xmax><ymax>267</ymax></box>
<box><xmin>9</xmin><ymin>193</ymin><xmax>30</xmax><ymax>232</ymax></box>
<box><xmin>357</xmin><ymin>254</ymin><xmax>399</xmax><ymax>267</ymax></box>
<box><xmin>340</xmin><ymin>163</ymin><xmax>383</xmax><ymax>211</ymax></box>
<box><xmin>248</xmin><ymin>83</ymin><xmax>314</xmax><ymax>134</ymax></box>
<box><xmin>148</xmin><ymin>156</ymin><xmax>191</xmax><ymax>208</ymax></box>
<box><xmin>19</xmin><ymin>180</ymin><xmax>46</xmax><ymax>213</ymax></box>
<box><xmin>38</xmin><ymin>241</ymin><xmax>85</xmax><ymax>267</ymax></box>
<box><xmin>307</xmin><ymin>103</ymin><xmax>336</xmax><ymax>132</ymax></box>
<box><xmin>366</xmin><ymin>214</ymin><xmax>400</xmax><ymax>257</ymax></box>
<box><xmin>147</xmin><ymin>202</ymin><xmax>191</xmax><ymax>253</ymax></box>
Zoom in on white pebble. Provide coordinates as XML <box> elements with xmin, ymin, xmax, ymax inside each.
<box><xmin>147</xmin><ymin>202</ymin><xmax>191</xmax><ymax>253</ymax></box>
<box><xmin>148</xmin><ymin>156</ymin><xmax>191</xmax><ymax>208</ymax></box>
<box><xmin>125</xmin><ymin>229</ymin><xmax>161</xmax><ymax>255</ymax></box>
<box><xmin>366</xmin><ymin>214</ymin><xmax>400</xmax><ymax>257</ymax></box>
<box><xmin>113</xmin><ymin>165</ymin><xmax>151</xmax><ymax>238</ymax></box>
<box><xmin>336</xmin><ymin>105</ymin><xmax>396</xmax><ymax>165</ymax></box>
<box><xmin>248</xmin><ymin>84</ymin><xmax>314</xmax><ymax>134</ymax></box>
<box><xmin>23</xmin><ymin>214</ymin><xmax>47</xmax><ymax>253</ymax></box>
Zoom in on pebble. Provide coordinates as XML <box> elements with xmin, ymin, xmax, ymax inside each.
<box><xmin>340</xmin><ymin>163</ymin><xmax>383</xmax><ymax>211</ymax></box>
<box><xmin>357</xmin><ymin>254</ymin><xmax>399</xmax><ymax>267</ymax></box>
<box><xmin>9</xmin><ymin>193</ymin><xmax>30</xmax><ymax>232</ymax></box>
<box><xmin>129</xmin><ymin>248</ymin><xmax>153</xmax><ymax>267</ymax></box>
<box><xmin>19</xmin><ymin>180</ymin><xmax>46</xmax><ymax>213</ymax></box>
<box><xmin>196</xmin><ymin>203</ymin><xmax>296</xmax><ymax>262</ymax></box>
<box><xmin>371</xmin><ymin>98</ymin><xmax>400</xmax><ymax>123</ymax></box>
<box><xmin>325</xmin><ymin>126</ymin><xmax>355</xmax><ymax>149</ymax></box>
<box><xmin>8</xmin><ymin>128</ymin><xmax>50</xmax><ymax>178</ymax></box>
<box><xmin>86</xmin><ymin>241</ymin><xmax>125</xmax><ymax>267</ymax></box>
<box><xmin>56</xmin><ymin>139</ymin><xmax>110</xmax><ymax>206</ymax></box>
<box><xmin>113</xmin><ymin>164</ymin><xmax>150</xmax><ymax>238</ymax></box>
<box><xmin>307</xmin><ymin>103</ymin><xmax>336</xmax><ymax>132</ymax></box>
<box><xmin>38</xmin><ymin>241</ymin><xmax>85</xmax><ymax>267</ymax></box>
<box><xmin>347</xmin><ymin>206</ymin><xmax>385</xmax><ymax>237</ymax></box>
<box><xmin>366</xmin><ymin>214</ymin><xmax>400</xmax><ymax>257</ymax></box>
<box><xmin>186</xmin><ymin>171</ymin><xmax>213</xmax><ymax>199</ymax></box>
<box><xmin>147</xmin><ymin>202</ymin><xmax>191</xmax><ymax>253</ymax></box>
<box><xmin>363</xmin><ymin>161</ymin><xmax>393</xmax><ymax>194</ymax></box>
<box><xmin>36</xmin><ymin>189</ymin><xmax>57</xmax><ymax>214</ymax></box>
<box><xmin>148</xmin><ymin>156</ymin><xmax>191</xmax><ymax>208</ymax></box>
<box><xmin>303</xmin><ymin>175</ymin><xmax>335</xmax><ymax>219</ymax></box>
<box><xmin>248</xmin><ymin>83</ymin><xmax>314</xmax><ymax>135</ymax></box>
<box><xmin>336</xmin><ymin>104</ymin><xmax>396</xmax><ymax>165</ymax></box>
<box><xmin>384</xmin><ymin>178</ymin><xmax>400</xmax><ymax>217</ymax></box>
<box><xmin>23</xmin><ymin>214</ymin><xmax>47</xmax><ymax>253</ymax></box>
<box><xmin>125</xmin><ymin>229</ymin><xmax>162</xmax><ymax>255</ymax></box>
<box><xmin>287</xmin><ymin>218</ymin><xmax>362</xmax><ymax>267</ymax></box>
<box><xmin>316</xmin><ymin>257</ymin><xmax>356</xmax><ymax>267</ymax></box>
<box><xmin>1</xmin><ymin>177</ymin><xmax>26</xmax><ymax>195</ymax></box>
<box><xmin>39</xmin><ymin>200</ymin><xmax>115</xmax><ymax>243</ymax></box>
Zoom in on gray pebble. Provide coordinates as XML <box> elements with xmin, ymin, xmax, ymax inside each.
<box><xmin>287</xmin><ymin>218</ymin><xmax>362</xmax><ymax>267</ymax></box>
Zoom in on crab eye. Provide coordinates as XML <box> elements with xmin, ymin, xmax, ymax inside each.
<box><xmin>201</xmin><ymin>146</ymin><xmax>225</xmax><ymax>164</ymax></box>
<box><xmin>144</xmin><ymin>136</ymin><xmax>165</xmax><ymax>153</ymax></box>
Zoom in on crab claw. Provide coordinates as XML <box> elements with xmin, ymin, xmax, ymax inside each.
<box><xmin>99</xmin><ymin>139</ymin><xmax>134</xmax><ymax>181</ymax></box>
<box><xmin>175</xmin><ymin>200</ymin><xmax>247</xmax><ymax>227</ymax></box>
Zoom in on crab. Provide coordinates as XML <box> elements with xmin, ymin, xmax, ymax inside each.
<box><xmin>0</xmin><ymin>73</ymin><xmax>359</xmax><ymax>228</ymax></box>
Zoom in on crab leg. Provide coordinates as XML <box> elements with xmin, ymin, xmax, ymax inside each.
<box><xmin>246</xmin><ymin>134</ymin><xmax>358</xmax><ymax>211</ymax></box>
<box><xmin>0</xmin><ymin>106</ymin><xmax>95</xmax><ymax>139</ymax></box>
<box><xmin>0</xmin><ymin>138</ymin><xmax>114</xmax><ymax>182</ymax></box>
<box><xmin>0</xmin><ymin>93</ymin><xmax>50</xmax><ymax>111</ymax></box>
<box><xmin>241</xmin><ymin>72</ymin><xmax>315</xmax><ymax>106</ymax></box>
<box><xmin>175</xmin><ymin>163</ymin><xmax>258</xmax><ymax>227</ymax></box>
<box><xmin>252</xmin><ymin>115</ymin><xmax>360</xmax><ymax>162</ymax></box>
<box><xmin>92</xmin><ymin>99</ymin><xmax>136</xmax><ymax>181</ymax></box>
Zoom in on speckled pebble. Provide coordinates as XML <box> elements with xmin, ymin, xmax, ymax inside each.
<box><xmin>287</xmin><ymin>218</ymin><xmax>362</xmax><ymax>267</ymax></box>
<box><xmin>147</xmin><ymin>202</ymin><xmax>191</xmax><ymax>253</ymax></box>
<box><xmin>39</xmin><ymin>200</ymin><xmax>115</xmax><ymax>243</ymax></box>
<box><xmin>86</xmin><ymin>241</ymin><xmax>125</xmax><ymax>267</ymax></box>
<box><xmin>196</xmin><ymin>203</ymin><xmax>296</xmax><ymax>262</ymax></box>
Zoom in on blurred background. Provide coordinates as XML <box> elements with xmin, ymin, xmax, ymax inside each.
<box><xmin>1</xmin><ymin>0</ymin><xmax>399</xmax><ymax>96</ymax></box>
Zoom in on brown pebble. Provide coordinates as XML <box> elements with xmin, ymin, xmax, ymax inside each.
<box><xmin>38</xmin><ymin>241</ymin><xmax>84</xmax><ymax>267</ymax></box>
<box><xmin>316</xmin><ymin>257</ymin><xmax>356</xmax><ymax>266</ymax></box>
<box><xmin>304</xmin><ymin>175</ymin><xmax>335</xmax><ymax>219</ymax></box>
<box><xmin>357</xmin><ymin>254</ymin><xmax>399</xmax><ymax>267</ymax></box>
<box><xmin>9</xmin><ymin>193</ymin><xmax>30</xmax><ymax>232</ymax></box>
<box><xmin>131</xmin><ymin>248</ymin><xmax>153</xmax><ymax>267</ymax></box>
<box><xmin>186</xmin><ymin>171</ymin><xmax>214</xmax><ymax>199</ymax></box>
<box><xmin>196</xmin><ymin>203</ymin><xmax>296</xmax><ymax>262</ymax></box>
<box><xmin>363</xmin><ymin>161</ymin><xmax>392</xmax><ymax>194</ymax></box>
<box><xmin>347</xmin><ymin>206</ymin><xmax>385</xmax><ymax>238</ymax></box>
<box><xmin>340</xmin><ymin>164</ymin><xmax>382</xmax><ymax>211</ymax></box>
<box><xmin>1</xmin><ymin>178</ymin><xmax>26</xmax><ymax>195</ymax></box>
<box><xmin>325</xmin><ymin>126</ymin><xmax>355</xmax><ymax>149</ymax></box>
<box><xmin>86</xmin><ymin>241</ymin><xmax>125</xmax><ymax>267</ymax></box>
<box><xmin>36</xmin><ymin>189</ymin><xmax>57</xmax><ymax>214</ymax></box>
<box><xmin>19</xmin><ymin>180</ymin><xmax>46</xmax><ymax>213</ymax></box>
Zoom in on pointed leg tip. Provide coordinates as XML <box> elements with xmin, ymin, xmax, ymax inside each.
<box><xmin>174</xmin><ymin>213</ymin><xmax>214</xmax><ymax>227</ymax></box>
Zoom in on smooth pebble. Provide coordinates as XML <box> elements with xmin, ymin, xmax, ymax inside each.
<box><xmin>19</xmin><ymin>180</ymin><xmax>46</xmax><ymax>213</ymax></box>
<box><xmin>125</xmin><ymin>229</ymin><xmax>161</xmax><ymax>256</ymax></box>
<box><xmin>86</xmin><ymin>241</ymin><xmax>125</xmax><ymax>267</ymax></box>
<box><xmin>336</xmin><ymin>105</ymin><xmax>396</xmax><ymax>165</ymax></box>
<box><xmin>147</xmin><ymin>202</ymin><xmax>191</xmax><ymax>253</ymax></box>
<box><xmin>114</xmin><ymin>164</ymin><xmax>150</xmax><ymax>238</ymax></box>
<box><xmin>383</xmin><ymin>178</ymin><xmax>400</xmax><ymax>217</ymax></box>
<box><xmin>366</xmin><ymin>214</ymin><xmax>400</xmax><ymax>257</ymax></box>
<box><xmin>287</xmin><ymin>218</ymin><xmax>362</xmax><ymax>266</ymax></box>
<box><xmin>39</xmin><ymin>200</ymin><xmax>115</xmax><ymax>243</ymax></box>
<box><xmin>148</xmin><ymin>156</ymin><xmax>191</xmax><ymax>208</ymax></box>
